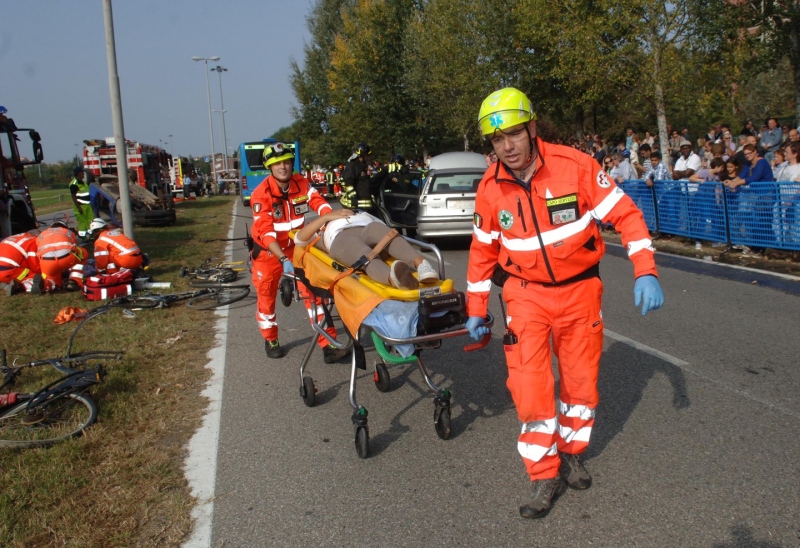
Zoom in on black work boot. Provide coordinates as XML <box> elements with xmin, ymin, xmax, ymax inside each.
<box><xmin>560</xmin><ymin>453</ymin><xmax>592</xmax><ymax>490</ymax></box>
<box><xmin>265</xmin><ymin>339</ymin><xmax>284</xmax><ymax>359</ymax></box>
<box><xmin>31</xmin><ymin>274</ymin><xmax>44</xmax><ymax>295</ymax></box>
<box><xmin>519</xmin><ymin>477</ymin><xmax>565</xmax><ymax>519</ymax></box>
<box><xmin>323</xmin><ymin>345</ymin><xmax>349</xmax><ymax>364</ymax></box>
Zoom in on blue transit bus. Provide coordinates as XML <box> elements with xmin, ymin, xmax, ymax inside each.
<box><xmin>239</xmin><ymin>138</ymin><xmax>301</xmax><ymax>206</ymax></box>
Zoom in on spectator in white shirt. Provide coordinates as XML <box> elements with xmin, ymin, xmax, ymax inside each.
<box><xmin>672</xmin><ymin>139</ymin><xmax>702</xmax><ymax>180</ymax></box>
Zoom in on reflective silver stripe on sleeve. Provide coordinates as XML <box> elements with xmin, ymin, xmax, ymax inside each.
<box><xmin>627</xmin><ymin>238</ymin><xmax>655</xmax><ymax>257</ymax></box>
<box><xmin>473</xmin><ymin>225</ymin><xmax>498</xmax><ymax>244</ymax></box>
<box><xmin>467</xmin><ymin>279</ymin><xmax>492</xmax><ymax>292</ymax></box>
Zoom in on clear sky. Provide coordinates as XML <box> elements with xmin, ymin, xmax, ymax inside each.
<box><xmin>1</xmin><ymin>0</ymin><xmax>316</xmax><ymax>163</ymax></box>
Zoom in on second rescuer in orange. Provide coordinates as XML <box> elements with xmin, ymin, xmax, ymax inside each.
<box><xmin>465</xmin><ymin>88</ymin><xmax>664</xmax><ymax>519</ymax></box>
<box><xmin>249</xmin><ymin>143</ymin><xmax>349</xmax><ymax>362</ymax></box>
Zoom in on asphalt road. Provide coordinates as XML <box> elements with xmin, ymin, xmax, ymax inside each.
<box><xmin>208</xmin><ymin>201</ymin><xmax>799</xmax><ymax>547</ymax></box>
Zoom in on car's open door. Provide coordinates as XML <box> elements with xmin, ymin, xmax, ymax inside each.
<box><xmin>374</xmin><ymin>169</ymin><xmax>421</xmax><ymax>233</ymax></box>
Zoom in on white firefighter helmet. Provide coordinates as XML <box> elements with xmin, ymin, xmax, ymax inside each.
<box><xmin>88</xmin><ymin>218</ymin><xmax>108</xmax><ymax>235</ymax></box>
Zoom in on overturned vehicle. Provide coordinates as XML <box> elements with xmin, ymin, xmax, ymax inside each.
<box><xmin>91</xmin><ymin>176</ymin><xmax>176</xmax><ymax>227</ymax></box>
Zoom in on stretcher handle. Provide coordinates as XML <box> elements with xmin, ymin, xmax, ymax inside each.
<box><xmin>463</xmin><ymin>329</ymin><xmax>491</xmax><ymax>352</ymax></box>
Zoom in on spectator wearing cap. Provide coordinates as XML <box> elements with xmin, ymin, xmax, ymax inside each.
<box><xmin>69</xmin><ymin>165</ymin><xmax>92</xmax><ymax>240</ymax></box>
<box><xmin>672</xmin><ymin>138</ymin><xmax>702</xmax><ymax>181</ymax></box>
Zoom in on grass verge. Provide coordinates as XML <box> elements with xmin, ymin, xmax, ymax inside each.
<box><xmin>0</xmin><ymin>195</ymin><xmax>242</xmax><ymax>547</ymax></box>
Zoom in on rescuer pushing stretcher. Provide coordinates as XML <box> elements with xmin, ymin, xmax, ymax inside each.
<box><xmin>465</xmin><ymin>87</ymin><xmax>664</xmax><ymax>519</ymax></box>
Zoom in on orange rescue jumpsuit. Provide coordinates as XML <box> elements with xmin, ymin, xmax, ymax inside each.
<box><xmin>93</xmin><ymin>228</ymin><xmax>143</xmax><ymax>273</ymax></box>
<box><xmin>466</xmin><ymin>138</ymin><xmax>657</xmax><ymax>481</ymax></box>
<box><xmin>36</xmin><ymin>226</ymin><xmax>87</xmax><ymax>290</ymax></box>
<box><xmin>250</xmin><ymin>173</ymin><xmax>335</xmax><ymax>345</ymax></box>
<box><xmin>0</xmin><ymin>231</ymin><xmax>40</xmax><ymax>291</ymax></box>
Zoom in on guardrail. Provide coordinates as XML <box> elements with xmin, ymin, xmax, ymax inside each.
<box><xmin>617</xmin><ymin>180</ymin><xmax>800</xmax><ymax>251</ymax></box>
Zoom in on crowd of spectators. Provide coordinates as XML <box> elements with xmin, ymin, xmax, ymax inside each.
<box><xmin>557</xmin><ymin>119</ymin><xmax>800</xmax><ymax>258</ymax></box>
<box><xmin>558</xmin><ymin>119</ymin><xmax>800</xmax><ymax>184</ymax></box>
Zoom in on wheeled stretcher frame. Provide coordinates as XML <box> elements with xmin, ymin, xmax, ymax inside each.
<box><xmin>280</xmin><ymin>237</ymin><xmax>493</xmax><ymax>458</ymax></box>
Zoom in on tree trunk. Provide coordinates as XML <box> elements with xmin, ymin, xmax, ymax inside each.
<box><xmin>653</xmin><ymin>46</ymin><xmax>670</xmax><ymax>167</ymax></box>
<box><xmin>463</xmin><ymin>133</ymin><xmax>470</xmax><ymax>152</ymax></box>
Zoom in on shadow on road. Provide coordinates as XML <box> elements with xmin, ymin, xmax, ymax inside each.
<box><xmin>711</xmin><ymin>524</ymin><xmax>782</xmax><ymax>548</ymax></box>
<box><xmin>587</xmin><ymin>341</ymin><xmax>690</xmax><ymax>459</ymax></box>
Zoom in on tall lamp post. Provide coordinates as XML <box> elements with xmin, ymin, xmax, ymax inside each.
<box><xmin>167</xmin><ymin>134</ymin><xmax>174</xmax><ymax>157</ymax></box>
<box><xmin>211</xmin><ymin>65</ymin><xmax>229</xmax><ymax>173</ymax></box>
<box><xmin>192</xmin><ymin>56</ymin><xmax>220</xmax><ymax>184</ymax></box>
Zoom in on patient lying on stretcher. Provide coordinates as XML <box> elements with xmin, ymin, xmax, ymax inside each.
<box><xmin>293</xmin><ymin>209</ymin><xmax>440</xmax><ymax>289</ymax></box>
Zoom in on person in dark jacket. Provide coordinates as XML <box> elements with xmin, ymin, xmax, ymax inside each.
<box><xmin>340</xmin><ymin>142</ymin><xmax>375</xmax><ymax>212</ymax></box>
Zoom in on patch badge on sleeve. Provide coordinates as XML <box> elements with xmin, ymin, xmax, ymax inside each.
<box><xmin>253</xmin><ymin>203</ymin><xmax>261</xmax><ymax>213</ymax></box>
<box><xmin>596</xmin><ymin>170</ymin><xmax>612</xmax><ymax>188</ymax></box>
<box><xmin>473</xmin><ymin>213</ymin><xmax>482</xmax><ymax>228</ymax></box>
<box><xmin>498</xmin><ymin>209</ymin><xmax>514</xmax><ymax>230</ymax></box>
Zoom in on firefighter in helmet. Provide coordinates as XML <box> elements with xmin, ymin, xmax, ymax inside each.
<box><xmin>340</xmin><ymin>142</ymin><xmax>375</xmax><ymax>212</ymax></box>
<box><xmin>324</xmin><ymin>165</ymin><xmax>336</xmax><ymax>199</ymax></box>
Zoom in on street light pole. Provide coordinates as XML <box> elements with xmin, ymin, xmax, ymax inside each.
<box><xmin>192</xmin><ymin>56</ymin><xmax>220</xmax><ymax>185</ymax></box>
<box><xmin>211</xmin><ymin>65</ymin><xmax>229</xmax><ymax>173</ymax></box>
<box><xmin>168</xmin><ymin>134</ymin><xmax>173</xmax><ymax>157</ymax></box>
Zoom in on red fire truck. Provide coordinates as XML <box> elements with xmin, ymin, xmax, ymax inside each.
<box><xmin>0</xmin><ymin>106</ymin><xmax>42</xmax><ymax>238</ymax></box>
<box><xmin>83</xmin><ymin>138</ymin><xmax>172</xmax><ymax>197</ymax></box>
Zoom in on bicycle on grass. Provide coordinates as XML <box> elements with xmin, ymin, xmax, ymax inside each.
<box><xmin>0</xmin><ymin>348</ymin><xmax>124</xmax><ymax>449</ymax></box>
<box><xmin>179</xmin><ymin>257</ymin><xmax>248</xmax><ymax>284</ymax></box>
<box><xmin>93</xmin><ymin>282</ymin><xmax>251</xmax><ymax>312</ymax></box>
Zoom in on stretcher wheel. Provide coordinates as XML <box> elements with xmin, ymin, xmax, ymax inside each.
<box><xmin>300</xmin><ymin>376</ymin><xmax>316</xmax><ymax>407</ymax></box>
<box><xmin>373</xmin><ymin>361</ymin><xmax>390</xmax><ymax>393</ymax></box>
<box><xmin>355</xmin><ymin>425</ymin><xmax>369</xmax><ymax>459</ymax></box>
<box><xmin>434</xmin><ymin>405</ymin><xmax>451</xmax><ymax>440</ymax></box>
<box><xmin>279</xmin><ymin>277</ymin><xmax>294</xmax><ymax>307</ymax></box>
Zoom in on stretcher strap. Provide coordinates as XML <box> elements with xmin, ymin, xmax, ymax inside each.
<box><xmin>328</xmin><ymin>228</ymin><xmax>400</xmax><ymax>293</ymax></box>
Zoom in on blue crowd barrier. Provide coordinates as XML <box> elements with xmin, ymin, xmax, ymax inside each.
<box><xmin>617</xmin><ymin>180</ymin><xmax>800</xmax><ymax>251</ymax></box>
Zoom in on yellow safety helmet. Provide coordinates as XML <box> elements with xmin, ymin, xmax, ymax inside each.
<box><xmin>263</xmin><ymin>142</ymin><xmax>295</xmax><ymax>169</ymax></box>
<box><xmin>478</xmin><ymin>87</ymin><xmax>537</xmax><ymax>136</ymax></box>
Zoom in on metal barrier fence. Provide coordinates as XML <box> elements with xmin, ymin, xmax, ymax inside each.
<box><xmin>616</xmin><ymin>180</ymin><xmax>800</xmax><ymax>251</ymax></box>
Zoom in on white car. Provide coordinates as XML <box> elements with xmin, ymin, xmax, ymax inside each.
<box><xmin>416</xmin><ymin>152</ymin><xmax>487</xmax><ymax>240</ymax></box>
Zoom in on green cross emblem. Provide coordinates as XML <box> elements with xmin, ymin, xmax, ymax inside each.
<box><xmin>499</xmin><ymin>209</ymin><xmax>514</xmax><ymax>230</ymax></box>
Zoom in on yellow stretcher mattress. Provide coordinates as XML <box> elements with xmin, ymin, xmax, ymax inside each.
<box><xmin>292</xmin><ymin>242</ymin><xmax>454</xmax><ymax>337</ymax></box>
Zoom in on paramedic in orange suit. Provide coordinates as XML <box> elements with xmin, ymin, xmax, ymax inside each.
<box><xmin>465</xmin><ymin>88</ymin><xmax>664</xmax><ymax>519</ymax></box>
<box><xmin>250</xmin><ymin>142</ymin><xmax>349</xmax><ymax>362</ymax></box>
<box><xmin>87</xmin><ymin>218</ymin><xmax>144</xmax><ymax>274</ymax></box>
<box><xmin>0</xmin><ymin>230</ymin><xmax>40</xmax><ymax>294</ymax></box>
<box><xmin>34</xmin><ymin>221</ymin><xmax>87</xmax><ymax>293</ymax></box>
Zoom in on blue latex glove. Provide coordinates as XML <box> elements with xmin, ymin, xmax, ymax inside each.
<box><xmin>465</xmin><ymin>316</ymin><xmax>490</xmax><ymax>341</ymax></box>
<box><xmin>634</xmin><ymin>275</ymin><xmax>664</xmax><ymax>316</ymax></box>
<box><xmin>282</xmin><ymin>259</ymin><xmax>294</xmax><ymax>275</ymax></box>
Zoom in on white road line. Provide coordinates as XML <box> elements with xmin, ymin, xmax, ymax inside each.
<box><xmin>182</xmin><ymin>201</ymin><xmax>238</xmax><ymax>548</ymax></box>
<box><xmin>606</xmin><ymin>241</ymin><xmax>800</xmax><ymax>281</ymax></box>
<box><xmin>604</xmin><ymin>329</ymin><xmax>800</xmax><ymax>420</ymax></box>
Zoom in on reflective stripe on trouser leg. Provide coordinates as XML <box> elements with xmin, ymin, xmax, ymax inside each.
<box><xmin>297</xmin><ymin>280</ymin><xmax>337</xmax><ymax>347</ymax></box>
<box><xmin>551</xmin><ymin>276</ymin><xmax>603</xmax><ymax>455</ymax></box>
<box><xmin>503</xmin><ymin>275</ymin><xmax>603</xmax><ymax>480</ymax></box>
<box><xmin>252</xmin><ymin>255</ymin><xmax>283</xmax><ymax>341</ymax></box>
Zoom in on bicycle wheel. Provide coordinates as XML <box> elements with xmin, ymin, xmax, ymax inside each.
<box><xmin>0</xmin><ymin>393</ymin><xmax>98</xmax><ymax>449</ymax></box>
<box><xmin>110</xmin><ymin>296</ymin><xmax>163</xmax><ymax>310</ymax></box>
<box><xmin>186</xmin><ymin>286</ymin><xmax>250</xmax><ymax>310</ymax></box>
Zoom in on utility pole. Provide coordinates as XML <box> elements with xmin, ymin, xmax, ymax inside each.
<box><xmin>102</xmin><ymin>0</ymin><xmax>134</xmax><ymax>238</ymax></box>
